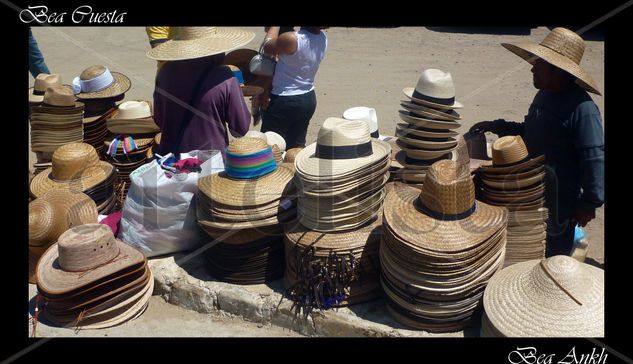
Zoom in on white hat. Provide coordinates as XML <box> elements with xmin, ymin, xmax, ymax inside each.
<box><xmin>343</xmin><ymin>106</ymin><xmax>378</xmax><ymax>134</ymax></box>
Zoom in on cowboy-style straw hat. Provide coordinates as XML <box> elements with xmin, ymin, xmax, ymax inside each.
<box><xmin>483</xmin><ymin>255</ymin><xmax>604</xmax><ymax>337</ymax></box>
<box><xmin>73</xmin><ymin>65</ymin><xmax>132</xmax><ymax>100</ymax></box>
<box><xmin>106</xmin><ymin>100</ymin><xmax>160</xmax><ymax>135</ymax></box>
<box><xmin>479</xmin><ymin>135</ymin><xmax>545</xmax><ymax>174</ymax></box>
<box><xmin>403</xmin><ymin>69</ymin><xmax>464</xmax><ymax>110</ymax></box>
<box><xmin>40</xmin><ymin>85</ymin><xmax>82</xmax><ymax>108</ymax></box>
<box><xmin>501</xmin><ymin>27</ymin><xmax>601</xmax><ymax>95</ymax></box>
<box><xmin>29</xmin><ymin>73</ymin><xmax>62</xmax><ymax>103</ymax></box>
<box><xmin>146</xmin><ymin>27</ymin><xmax>255</xmax><ymax>61</ymax></box>
<box><xmin>29</xmin><ymin>143</ymin><xmax>115</xmax><ymax>198</ymax></box>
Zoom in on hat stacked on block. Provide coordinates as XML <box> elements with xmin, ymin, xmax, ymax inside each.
<box><xmin>381</xmin><ymin>160</ymin><xmax>508</xmax><ymax>333</ymax></box>
<box><xmin>395</xmin><ymin>69</ymin><xmax>462</xmax><ymax>185</ymax></box>
<box><xmin>482</xmin><ymin>255</ymin><xmax>604</xmax><ymax>337</ymax></box>
<box><xmin>476</xmin><ymin>136</ymin><xmax>548</xmax><ymax>267</ymax></box>
<box><xmin>30</xmin><ymin>86</ymin><xmax>85</xmax><ymax>173</ymax></box>
<box><xmin>104</xmin><ymin>100</ymin><xmax>160</xmax><ymax>207</ymax></box>
<box><xmin>74</xmin><ymin>65</ymin><xmax>131</xmax><ymax>157</ymax></box>
<box><xmin>29</xmin><ymin>190</ymin><xmax>98</xmax><ymax>284</ymax></box>
<box><xmin>197</xmin><ymin>137</ymin><xmax>297</xmax><ymax>284</ymax></box>
<box><xmin>33</xmin><ymin>224</ymin><xmax>152</xmax><ymax>333</ymax></box>
<box><xmin>29</xmin><ymin>143</ymin><xmax>118</xmax><ymax>215</ymax></box>
<box><xmin>294</xmin><ymin>117</ymin><xmax>392</xmax><ymax>232</ymax></box>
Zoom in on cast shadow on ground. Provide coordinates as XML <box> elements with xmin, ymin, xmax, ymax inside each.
<box><xmin>426</xmin><ymin>27</ymin><xmax>533</xmax><ymax>35</ymax></box>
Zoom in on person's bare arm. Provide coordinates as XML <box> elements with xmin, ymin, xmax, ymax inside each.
<box><xmin>263</xmin><ymin>26</ymin><xmax>297</xmax><ymax>56</ymax></box>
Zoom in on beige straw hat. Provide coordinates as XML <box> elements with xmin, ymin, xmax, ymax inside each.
<box><xmin>398</xmin><ymin>111</ymin><xmax>461</xmax><ymax>130</ymax></box>
<box><xmin>29</xmin><ymin>73</ymin><xmax>62</xmax><ymax>103</ymax></box>
<box><xmin>403</xmin><ymin>69</ymin><xmax>464</xmax><ymax>110</ymax></box>
<box><xmin>29</xmin><ymin>143</ymin><xmax>115</xmax><ymax>198</ymax></box>
<box><xmin>480</xmin><ymin>136</ymin><xmax>545</xmax><ymax>173</ymax></box>
<box><xmin>400</xmin><ymin>101</ymin><xmax>461</xmax><ymax>121</ymax></box>
<box><xmin>501</xmin><ymin>27</ymin><xmax>601</xmax><ymax>95</ymax></box>
<box><xmin>384</xmin><ymin>161</ymin><xmax>507</xmax><ymax>253</ymax></box>
<box><xmin>483</xmin><ymin>255</ymin><xmax>604</xmax><ymax>337</ymax></box>
<box><xmin>74</xmin><ymin>65</ymin><xmax>131</xmax><ymax>100</ymax></box>
<box><xmin>146</xmin><ymin>27</ymin><xmax>255</xmax><ymax>61</ymax></box>
<box><xmin>41</xmin><ymin>86</ymin><xmax>81</xmax><ymax>108</ymax></box>
<box><xmin>284</xmin><ymin>147</ymin><xmax>303</xmax><ymax>164</ymax></box>
<box><xmin>36</xmin><ymin>224</ymin><xmax>146</xmax><ymax>296</ymax></box>
<box><xmin>107</xmin><ymin>100</ymin><xmax>160</xmax><ymax>134</ymax></box>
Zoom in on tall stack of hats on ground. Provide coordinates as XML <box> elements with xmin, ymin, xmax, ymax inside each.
<box><xmin>284</xmin><ymin>117</ymin><xmax>391</xmax><ymax>312</ymax></box>
<box><xmin>29</xmin><ymin>142</ymin><xmax>118</xmax><ymax>215</ymax></box>
<box><xmin>73</xmin><ymin>65</ymin><xmax>131</xmax><ymax>157</ymax></box>
<box><xmin>394</xmin><ymin>69</ymin><xmax>462</xmax><ymax>187</ymax></box>
<box><xmin>104</xmin><ymin>100</ymin><xmax>160</xmax><ymax>208</ymax></box>
<box><xmin>197</xmin><ymin>137</ymin><xmax>297</xmax><ymax>284</ymax></box>
<box><xmin>481</xmin><ymin>255</ymin><xmax>603</xmax><ymax>337</ymax></box>
<box><xmin>33</xmin><ymin>224</ymin><xmax>152</xmax><ymax>335</ymax></box>
<box><xmin>475</xmin><ymin>135</ymin><xmax>548</xmax><ymax>267</ymax></box>
<box><xmin>30</xmin><ymin>83</ymin><xmax>84</xmax><ymax>175</ymax></box>
<box><xmin>380</xmin><ymin>159</ymin><xmax>508</xmax><ymax>332</ymax></box>
<box><xmin>29</xmin><ymin>190</ymin><xmax>99</xmax><ymax>284</ymax></box>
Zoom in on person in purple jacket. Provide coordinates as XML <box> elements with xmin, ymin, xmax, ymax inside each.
<box><xmin>146</xmin><ymin>27</ymin><xmax>256</xmax><ymax>158</ymax></box>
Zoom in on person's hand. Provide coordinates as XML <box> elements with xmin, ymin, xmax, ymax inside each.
<box><xmin>571</xmin><ymin>209</ymin><xmax>595</xmax><ymax>228</ymax></box>
<box><xmin>469</xmin><ymin>120</ymin><xmax>497</xmax><ymax>134</ymax></box>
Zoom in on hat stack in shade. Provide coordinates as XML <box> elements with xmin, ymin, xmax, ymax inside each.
<box><xmin>197</xmin><ymin>137</ymin><xmax>297</xmax><ymax>284</ymax></box>
<box><xmin>74</xmin><ymin>65</ymin><xmax>131</xmax><ymax>156</ymax></box>
<box><xmin>33</xmin><ymin>224</ymin><xmax>152</xmax><ymax>333</ymax></box>
<box><xmin>395</xmin><ymin>69</ymin><xmax>462</xmax><ymax>185</ymax></box>
<box><xmin>29</xmin><ymin>143</ymin><xmax>118</xmax><ymax>215</ymax></box>
<box><xmin>482</xmin><ymin>255</ymin><xmax>603</xmax><ymax>337</ymax></box>
<box><xmin>104</xmin><ymin>100</ymin><xmax>160</xmax><ymax>207</ymax></box>
<box><xmin>381</xmin><ymin>160</ymin><xmax>508</xmax><ymax>333</ymax></box>
<box><xmin>294</xmin><ymin>117</ymin><xmax>392</xmax><ymax>232</ymax></box>
<box><xmin>29</xmin><ymin>190</ymin><xmax>98</xmax><ymax>284</ymax></box>
<box><xmin>30</xmin><ymin>86</ymin><xmax>85</xmax><ymax>173</ymax></box>
<box><xmin>475</xmin><ymin>136</ymin><xmax>548</xmax><ymax>267</ymax></box>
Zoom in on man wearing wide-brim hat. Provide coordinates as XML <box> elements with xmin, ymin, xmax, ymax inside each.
<box><xmin>469</xmin><ymin>27</ymin><xmax>604</xmax><ymax>258</ymax></box>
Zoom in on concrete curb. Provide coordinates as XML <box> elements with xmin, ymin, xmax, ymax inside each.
<box><xmin>148</xmin><ymin>254</ymin><xmax>469</xmax><ymax>337</ymax></box>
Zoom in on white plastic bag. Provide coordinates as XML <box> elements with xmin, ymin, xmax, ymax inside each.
<box><xmin>119</xmin><ymin>150</ymin><xmax>224</xmax><ymax>257</ymax></box>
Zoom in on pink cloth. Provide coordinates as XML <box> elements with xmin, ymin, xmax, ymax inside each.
<box><xmin>100</xmin><ymin>211</ymin><xmax>122</xmax><ymax>237</ymax></box>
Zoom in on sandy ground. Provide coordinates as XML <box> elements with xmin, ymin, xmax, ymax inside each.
<box><xmin>28</xmin><ymin>26</ymin><xmax>604</xmax><ymax>262</ymax></box>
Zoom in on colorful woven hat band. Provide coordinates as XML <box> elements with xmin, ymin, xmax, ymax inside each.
<box><xmin>225</xmin><ymin>146</ymin><xmax>277</xmax><ymax>179</ymax></box>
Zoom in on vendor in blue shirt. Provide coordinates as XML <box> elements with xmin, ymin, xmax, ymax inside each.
<box><xmin>470</xmin><ymin>27</ymin><xmax>604</xmax><ymax>257</ymax></box>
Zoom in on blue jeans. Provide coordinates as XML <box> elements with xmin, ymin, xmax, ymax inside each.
<box><xmin>29</xmin><ymin>28</ymin><xmax>50</xmax><ymax>78</ymax></box>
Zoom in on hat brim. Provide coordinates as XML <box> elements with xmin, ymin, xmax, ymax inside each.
<box><xmin>29</xmin><ymin>88</ymin><xmax>44</xmax><ymax>103</ymax></box>
<box><xmin>395</xmin><ymin>133</ymin><xmax>458</xmax><ymax>151</ymax></box>
<box><xmin>402</xmin><ymin>87</ymin><xmax>464</xmax><ymax>110</ymax></box>
<box><xmin>107</xmin><ymin>117</ymin><xmax>160</xmax><ymax>135</ymax></box>
<box><xmin>400</xmin><ymin>101</ymin><xmax>461</xmax><ymax>121</ymax></box>
<box><xmin>396</xmin><ymin>123</ymin><xmax>459</xmax><ymax>139</ymax></box>
<box><xmin>501</xmin><ymin>42</ymin><xmax>601</xmax><ymax>95</ymax></box>
<box><xmin>478</xmin><ymin>155</ymin><xmax>546</xmax><ymax>174</ymax></box>
<box><xmin>146</xmin><ymin>28</ymin><xmax>255</xmax><ymax>61</ymax></box>
<box><xmin>75</xmin><ymin>72</ymin><xmax>131</xmax><ymax>100</ymax></box>
<box><xmin>398</xmin><ymin>111</ymin><xmax>461</xmax><ymax>130</ymax></box>
<box><xmin>481</xmin><ymin>171</ymin><xmax>545</xmax><ymax>190</ymax></box>
<box><xmin>29</xmin><ymin>162</ymin><xmax>115</xmax><ymax>198</ymax></box>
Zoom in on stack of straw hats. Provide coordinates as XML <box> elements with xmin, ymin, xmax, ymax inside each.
<box><xmin>476</xmin><ymin>136</ymin><xmax>548</xmax><ymax>267</ymax></box>
<box><xmin>29</xmin><ymin>190</ymin><xmax>98</xmax><ymax>284</ymax></box>
<box><xmin>104</xmin><ymin>100</ymin><xmax>160</xmax><ymax>206</ymax></box>
<box><xmin>482</xmin><ymin>255</ymin><xmax>603</xmax><ymax>337</ymax></box>
<box><xmin>34</xmin><ymin>224</ymin><xmax>152</xmax><ymax>332</ymax></box>
<box><xmin>294</xmin><ymin>117</ymin><xmax>391</xmax><ymax>232</ymax></box>
<box><xmin>30</xmin><ymin>86</ymin><xmax>85</xmax><ymax>174</ymax></box>
<box><xmin>29</xmin><ymin>143</ymin><xmax>118</xmax><ymax>215</ymax></box>
<box><xmin>394</xmin><ymin>69</ymin><xmax>462</xmax><ymax>185</ymax></box>
<box><xmin>74</xmin><ymin>65</ymin><xmax>131</xmax><ymax>156</ymax></box>
<box><xmin>197</xmin><ymin>137</ymin><xmax>297</xmax><ymax>284</ymax></box>
<box><xmin>381</xmin><ymin>160</ymin><xmax>508</xmax><ymax>332</ymax></box>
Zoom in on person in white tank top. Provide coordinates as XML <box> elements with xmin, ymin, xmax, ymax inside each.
<box><xmin>260</xmin><ymin>26</ymin><xmax>328</xmax><ymax>148</ymax></box>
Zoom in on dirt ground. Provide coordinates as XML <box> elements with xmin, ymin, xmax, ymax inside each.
<box><xmin>28</xmin><ymin>26</ymin><xmax>604</xmax><ymax>263</ymax></box>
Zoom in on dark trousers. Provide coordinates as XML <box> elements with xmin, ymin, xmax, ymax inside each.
<box><xmin>544</xmin><ymin>166</ymin><xmax>576</xmax><ymax>257</ymax></box>
<box><xmin>261</xmin><ymin>90</ymin><xmax>316</xmax><ymax>149</ymax></box>
<box><xmin>29</xmin><ymin>28</ymin><xmax>50</xmax><ymax>78</ymax></box>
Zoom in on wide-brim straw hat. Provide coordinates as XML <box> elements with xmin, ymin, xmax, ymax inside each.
<box><xmin>402</xmin><ymin>68</ymin><xmax>464</xmax><ymax>110</ymax></box>
<box><xmin>146</xmin><ymin>27</ymin><xmax>255</xmax><ymax>61</ymax></box>
<box><xmin>396</xmin><ymin>123</ymin><xmax>458</xmax><ymax>139</ymax></box>
<box><xmin>398</xmin><ymin>111</ymin><xmax>461</xmax><ymax>130</ymax></box>
<box><xmin>400</xmin><ymin>101</ymin><xmax>461</xmax><ymax>121</ymax></box>
<box><xmin>483</xmin><ymin>255</ymin><xmax>604</xmax><ymax>337</ymax></box>
<box><xmin>74</xmin><ymin>65</ymin><xmax>131</xmax><ymax>100</ymax></box>
<box><xmin>395</xmin><ymin>133</ymin><xmax>458</xmax><ymax>151</ymax></box>
<box><xmin>36</xmin><ymin>240</ymin><xmax>146</xmax><ymax>296</ymax></box>
<box><xmin>501</xmin><ymin>27</ymin><xmax>601</xmax><ymax>95</ymax></box>
<box><xmin>481</xmin><ymin>171</ymin><xmax>545</xmax><ymax>190</ymax></box>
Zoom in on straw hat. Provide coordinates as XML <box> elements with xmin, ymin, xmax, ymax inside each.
<box><xmin>400</xmin><ymin>101</ymin><xmax>461</xmax><ymax>121</ymax></box>
<box><xmin>483</xmin><ymin>255</ymin><xmax>604</xmax><ymax>337</ymax></box>
<box><xmin>107</xmin><ymin>100</ymin><xmax>160</xmax><ymax>134</ymax></box>
<box><xmin>398</xmin><ymin>111</ymin><xmax>461</xmax><ymax>130</ymax></box>
<box><xmin>29</xmin><ymin>143</ymin><xmax>115</xmax><ymax>198</ymax></box>
<box><xmin>384</xmin><ymin>161</ymin><xmax>507</xmax><ymax>253</ymax></box>
<box><xmin>146</xmin><ymin>27</ymin><xmax>255</xmax><ymax>61</ymax></box>
<box><xmin>479</xmin><ymin>136</ymin><xmax>545</xmax><ymax>173</ymax></box>
<box><xmin>265</xmin><ymin>131</ymin><xmax>286</xmax><ymax>152</ymax></box>
<box><xmin>29</xmin><ymin>73</ymin><xmax>62</xmax><ymax>103</ymax></box>
<box><xmin>501</xmin><ymin>27</ymin><xmax>600</xmax><ymax>95</ymax></box>
<box><xmin>294</xmin><ymin>117</ymin><xmax>391</xmax><ymax>178</ymax></box>
<box><xmin>284</xmin><ymin>147</ymin><xmax>303</xmax><ymax>164</ymax></box>
<box><xmin>73</xmin><ymin>65</ymin><xmax>131</xmax><ymax>100</ymax></box>
<box><xmin>403</xmin><ymin>69</ymin><xmax>464</xmax><ymax>110</ymax></box>
<box><xmin>36</xmin><ymin>224</ymin><xmax>146</xmax><ymax>296</ymax></box>
<box><xmin>41</xmin><ymin>85</ymin><xmax>80</xmax><ymax>107</ymax></box>
<box><xmin>343</xmin><ymin>106</ymin><xmax>379</xmax><ymax>136</ymax></box>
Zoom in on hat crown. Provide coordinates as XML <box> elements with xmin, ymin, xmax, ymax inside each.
<box><xmin>57</xmin><ymin>223</ymin><xmax>119</xmax><ymax>272</ymax></box>
<box><xmin>491</xmin><ymin>135</ymin><xmax>529</xmax><ymax>166</ymax></box>
<box><xmin>173</xmin><ymin>27</ymin><xmax>219</xmax><ymax>40</ymax></box>
<box><xmin>51</xmin><ymin>143</ymin><xmax>101</xmax><ymax>181</ymax></box>
<box><xmin>34</xmin><ymin>73</ymin><xmax>61</xmax><ymax>92</ymax></box>
<box><xmin>414</xmin><ymin>69</ymin><xmax>456</xmax><ymax>99</ymax></box>
<box><xmin>43</xmin><ymin>85</ymin><xmax>76</xmax><ymax>107</ymax></box>
<box><xmin>540</xmin><ymin>27</ymin><xmax>585</xmax><ymax>65</ymax></box>
<box><xmin>418</xmin><ymin>159</ymin><xmax>474</xmax><ymax>215</ymax></box>
<box><xmin>343</xmin><ymin>106</ymin><xmax>378</xmax><ymax>133</ymax></box>
<box><xmin>317</xmin><ymin>117</ymin><xmax>371</xmax><ymax>147</ymax></box>
<box><xmin>29</xmin><ymin>199</ymin><xmax>66</xmax><ymax>246</ymax></box>
<box><xmin>227</xmin><ymin>137</ymin><xmax>270</xmax><ymax>155</ymax></box>
<box><xmin>80</xmin><ymin>65</ymin><xmax>108</xmax><ymax>80</ymax></box>
<box><xmin>116</xmin><ymin>100</ymin><xmax>152</xmax><ymax>119</ymax></box>
<box><xmin>533</xmin><ymin>255</ymin><xmax>597</xmax><ymax>305</ymax></box>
